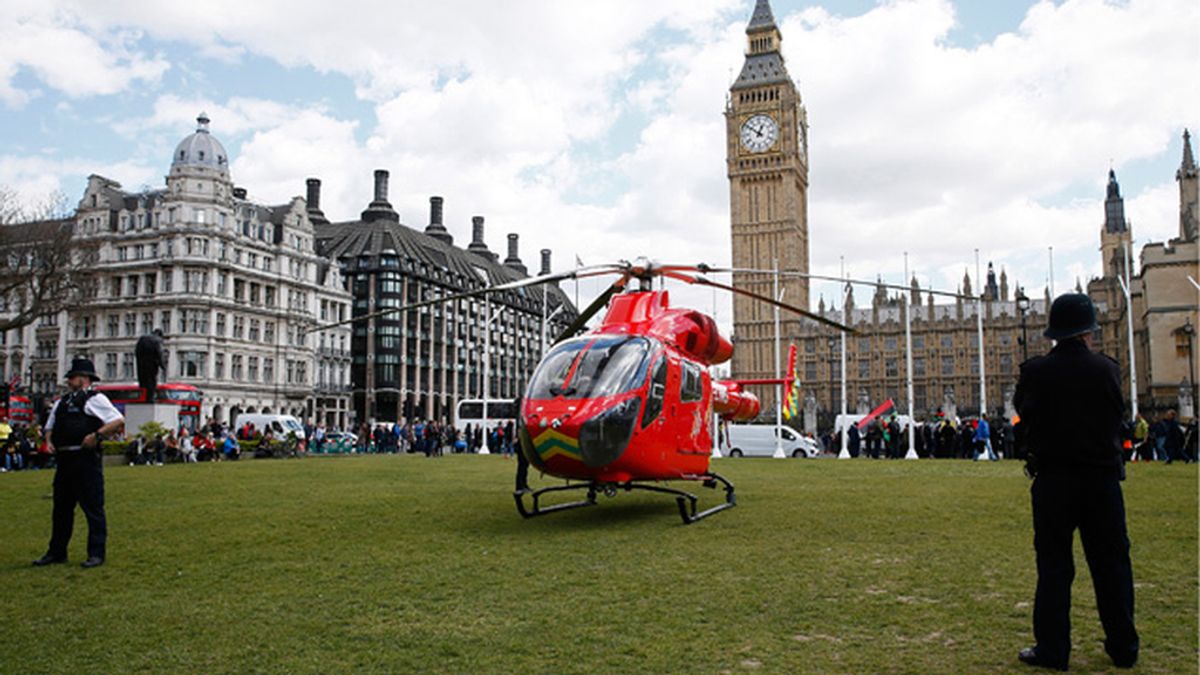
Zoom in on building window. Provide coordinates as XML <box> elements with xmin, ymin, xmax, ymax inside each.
<box><xmin>942</xmin><ymin>356</ymin><xmax>954</xmax><ymax>375</ymax></box>
<box><xmin>121</xmin><ymin>354</ymin><xmax>134</xmax><ymax>380</ymax></box>
<box><xmin>248</xmin><ymin>356</ymin><xmax>259</xmax><ymax>382</ymax></box>
<box><xmin>885</xmin><ymin>337</ymin><xmax>897</xmax><ymax>351</ymax></box>
<box><xmin>216</xmin><ymin>313</ymin><xmax>226</xmax><ymax>337</ymax></box>
<box><xmin>264</xmin><ymin>321</ymin><xmax>275</xmax><ymax>344</ymax></box>
<box><xmin>105</xmin><ymin>353</ymin><xmax>118</xmax><ymax>380</ymax></box>
<box><xmin>914</xmin><ymin>357</ymin><xmax>926</xmax><ymax>376</ymax></box>
<box><xmin>141</xmin><ymin>313</ymin><xmax>153</xmax><ymax>335</ymax></box>
<box><xmin>214</xmin><ymin>353</ymin><xmax>225</xmax><ymax>379</ymax></box>
<box><xmin>885</xmin><ymin>359</ymin><xmax>898</xmax><ymax>377</ymax></box>
<box><xmin>162</xmin><ymin>269</ymin><xmax>173</xmax><ymax>293</ymax></box>
<box><xmin>263</xmin><ymin>358</ymin><xmax>274</xmax><ymax>384</ymax></box>
<box><xmin>248</xmin><ymin>319</ymin><xmax>260</xmax><ymax>342</ymax></box>
<box><xmin>231</xmin><ymin>355</ymin><xmax>243</xmax><ymax>380</ymax></box>
<box><xmin>233</xmin><ymin>316</ymin><xmax>245</xmax><ymax>339</ymax></box>
<box><xmin>124</xmin><ymin>313</ymin><xmax>137</xmax><ymax>337</ymax></box>
<box><xmin>940</xmin><ymin>336</ymin><xmax>953</xmax><ymax>349</ymax></box>
<box><xmin>178</xmin><ymin>351</ymin><xmax>205</xmax><ymax>378</ymax></box>
<box><xmin>107</xmin><ymin>315</ymin><xmax>119</xmax><ymax>338</ymax></box>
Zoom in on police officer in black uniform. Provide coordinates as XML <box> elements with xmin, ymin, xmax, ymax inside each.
<box><xmin>1013</xmin><ymin>294</ymin><xmax>1138</xmax><ymax>670</ymax></box>
<box><xmin>32</xmin><ymin>358</ymin><xmax>124</xmax><ymax>569</ymax></box>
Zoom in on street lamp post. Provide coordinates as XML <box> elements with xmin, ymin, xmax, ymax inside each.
<box><xmin>1016</xmin><ymin>289</ymin><xmax>1030</xmax><ymax>362</ymax></box>
<box><xmin>1182</xmin><ymin>320</ymin><xmax>1196</xmax><ymax>416</ymax></box>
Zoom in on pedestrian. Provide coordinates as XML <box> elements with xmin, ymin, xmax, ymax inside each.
<box><xmin>33</xmin><ymin>358</ymin><xmax>125</xmax><ymax>570</ymax></box>
<box><xmin>1160</xmin><ymin>410</ymin><xmax>1185</xmax><ymax>464</ymax></box>
<box><xmin>1013</xmin><ymin>293</ymin><xmax>1138</xmax><ymax>670</ymax></box>
<box><xmin>973</xmin><ymin>415</ymin><xmax>997</xmax><ymax>461</ymax></box>
<box><xmin>848</xmin><ymin>423</ymin><xmax>861</xmax><ymax>458</ymax></box>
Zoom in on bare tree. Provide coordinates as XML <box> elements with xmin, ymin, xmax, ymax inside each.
<box><xmin>0</xmin><ymin>186</ymin><xmax>99</xmax><ymax>333</ymax></box>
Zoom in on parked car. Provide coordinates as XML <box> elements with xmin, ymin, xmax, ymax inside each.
<box><xmin>723</xmin><ymin>424</ymin><xmax>819</xmax><ymax>458</ymax></box>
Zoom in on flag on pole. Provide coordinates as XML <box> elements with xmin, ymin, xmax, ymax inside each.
<box><xmin>856</xmin><ymin>399</ymin><xmax>896</xmax><ymax>430</ymax></box>
<box><xmin>781</xmin><ymin>345</ymin><xmax>801</xmax><ymax>422</ymax></box>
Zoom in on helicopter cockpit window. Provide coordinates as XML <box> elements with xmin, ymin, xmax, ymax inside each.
<box><xmin>641</xmin><ymin>355</ymin><xmax>667</xmax><ymax>428</ymax></box>
<box><xmin>526</xmin><ymin>335</ymin><xmax>651</xmax><ymax>399</ymax></box>
<box><xmin>680</xmin><ymin>361</ymin><xmax>703</xmax><ymax>402</ymax></box>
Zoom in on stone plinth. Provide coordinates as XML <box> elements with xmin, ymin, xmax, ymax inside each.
<box><xmin>124</xmin><ymin>403</ymin><xmax>180</xmax><ymax>439</ymax></box>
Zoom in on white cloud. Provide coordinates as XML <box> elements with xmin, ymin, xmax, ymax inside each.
<box><xmin>4</xmin><ymin>0</ymin><xmax>1197</xmax><ymax>333</ymax></box>
<box><xmin>0</xmin><ymin>6</ymin><xmax>169</xmax><ymax>107</ymax></box>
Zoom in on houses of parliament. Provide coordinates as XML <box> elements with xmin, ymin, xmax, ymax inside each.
<box><xmin>727</xmin><ymin>0</ymin><xmax>1199</xmax><ymax>428</ymax></box>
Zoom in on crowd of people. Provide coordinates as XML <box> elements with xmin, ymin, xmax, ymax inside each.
<box><xmin>352</xmin><ymin>419</ymin><xmax>517</xmax><ymax>457</ymax></box>
<box><xmin>3</xmin><ymin>404</ymin><xmax>1197</xmax><ymax>471</ymax></box>
<box><xmin>814</xmin><ymin>408</ymin><xmax>1198</xmax><ymax>463</ymax></box>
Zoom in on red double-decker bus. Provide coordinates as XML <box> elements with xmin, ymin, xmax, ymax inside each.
<box><xmin>93</xmin><ymin>383</ymin><xmax>204</xmax><ymax>431</ymax></box>
<box><xmin>0</xmin><ymin>395</ymin><xmax>34</xmax><ymax>425</ymax></box>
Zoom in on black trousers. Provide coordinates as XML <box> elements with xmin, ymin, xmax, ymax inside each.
<box><xmin>47</xmin><ymin>450</ymin><xmax>107</xmax><ymax>560</ymax></box>
<box><xmin>1031</xmin><ymin>472</ymin><xmax>1138</xmax><ymax>666</ymax></box>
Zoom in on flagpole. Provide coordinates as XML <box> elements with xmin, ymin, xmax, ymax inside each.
<box><xmin>904</xmin><ymin>252</ymin><xmax>918</xmax><ymax>459</ymax></box>
<box><xmin>773</xmin><ymin>258</ymin><xmax>785</xmax><ymax>459</ymax></box>
<box><xmin>839</xmin><ymin>258</ymin><xmax>850</xmax><ymax>459</ymax></box>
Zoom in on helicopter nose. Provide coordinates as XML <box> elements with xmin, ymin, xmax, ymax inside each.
<box><xmin>577</xmin><ymin>396</ymin><xmax>641</xmax><ymax>468</ymax></box>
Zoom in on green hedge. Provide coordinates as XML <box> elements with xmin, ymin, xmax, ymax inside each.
<box><xmin>101</xmin><ymin>440</ymin><xmax>134</xmax><ymax>456</ymax></box>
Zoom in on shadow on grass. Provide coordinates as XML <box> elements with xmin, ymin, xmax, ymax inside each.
<box><xmin>476</xmin><ymin>496</ymin><xmax>700</xmax><ymax>536</ymax></box>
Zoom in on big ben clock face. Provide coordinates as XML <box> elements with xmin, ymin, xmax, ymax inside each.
<box><xmin>740</xmin><ymin>114</ymin><xmax>778</xmax><ymax>153</ymax></box>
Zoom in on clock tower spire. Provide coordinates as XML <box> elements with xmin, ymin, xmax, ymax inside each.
<box><xmin>726</xmin><ymin>0</ymin><xmax>810</xmax><ymax>412</ymax></box>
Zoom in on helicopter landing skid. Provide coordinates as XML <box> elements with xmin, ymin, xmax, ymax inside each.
<box><xmin>514</xmin><ymin>483</ymin><xmax>598</xmax><ymax>518</ymax></box>
<box><xmin>513</xmin><ymin>473</ymin><xmax>736</xmax><ymax>525</ymax></box>
<box><xmin>670</xmin><ymin>472</ymin><xmax>736</xmax><ymax>525</ymax></box>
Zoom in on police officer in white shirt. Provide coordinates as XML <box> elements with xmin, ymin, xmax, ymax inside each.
<box><xmin>33</xmin><ymin>358</ymin><xmax>124</xmax><ymax>569</ymax></box>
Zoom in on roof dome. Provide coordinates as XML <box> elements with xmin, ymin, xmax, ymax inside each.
<box><xmin>171</xmin><ymin>112</ymin><xmax>230</xmax><ymax>177</ymax></box>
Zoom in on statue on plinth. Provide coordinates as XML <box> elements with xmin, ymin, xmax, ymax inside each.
<box><xmin>135</xmin><ymin>329</ymin><xmax>167</xmax><ymax>402</ymax></box>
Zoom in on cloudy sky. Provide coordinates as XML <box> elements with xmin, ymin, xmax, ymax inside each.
<box><xmin>1</xmin><ymin>0</ymin><xmax>1196</xmax><ymax>323</ymax></box>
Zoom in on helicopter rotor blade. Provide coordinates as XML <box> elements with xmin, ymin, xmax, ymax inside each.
<box><xmin>663</xmin><ymin>270</ymin><xmax>856</xmax><ymax>334</ymax></box>
<box><xmin>303</xmin><ymin>263</ymin><xmax>627</xmax><ymax>334</ymax></box>
<box><xmin>553</xmin><ymin>274</ymin><xmax>630</xmax><ymax>344</ymax></box>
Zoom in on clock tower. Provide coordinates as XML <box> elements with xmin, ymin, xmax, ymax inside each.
<box><xmin>726</xmin><ymin>0</ymin><xmax>810</xmax><ymax>409</ymax></box>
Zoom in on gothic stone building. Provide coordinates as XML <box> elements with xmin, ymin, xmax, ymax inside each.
<box><xmin>726</xmin><ymin>0</ymin><xmax>811</xmax><ymax>412</ymax></box>
<box><xmin>313</xmin><ymin>170</ymin><xmax>578</xmax><ymax>424</ymax></box>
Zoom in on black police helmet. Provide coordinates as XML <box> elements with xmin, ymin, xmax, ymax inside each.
<box><xmin>1044</xmin><ymin>293</ymin><xmax>1098</xmax><ymax>340</ymax></box>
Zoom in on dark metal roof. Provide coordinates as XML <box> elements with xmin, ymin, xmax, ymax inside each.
<box><xmin>747</xmin><ymin>0</ymin><xmax>777</xmax><ymax>32</ymax></box>
<box><xmin>315</xmin><ymin>217</ymin><xmax>578</xmax><ymax>318</ymax></box>
<box><xmin>731</xmin><ymin>52</ymin><xmax>791</xmax><ymax>90</ymax></box>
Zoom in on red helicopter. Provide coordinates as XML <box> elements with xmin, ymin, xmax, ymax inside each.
<box><xmin>315</xmin><ymin>258</ymin><xmax>850</xmax><ymax>523</ymax></box>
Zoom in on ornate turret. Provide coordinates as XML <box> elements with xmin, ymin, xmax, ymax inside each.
<box><xmin>1104</xmin><ymin>169</ymin><xmax>1128</xmax><ymax>234</ymax></box>
<box><xmin>1178</xmin><ymin>129</ymin><xmax>1198</xmax><ymax>241</ymax></box>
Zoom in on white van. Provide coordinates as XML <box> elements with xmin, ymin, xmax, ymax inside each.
<box><xmin>724</xmin><ymin>424</ymin><xmax>820</xmax><ymax>458</ymax></box>
<box><xmin>232</xmin><ymin>413</ymin><xmax>305</xmax><ymax>437</ymax></box>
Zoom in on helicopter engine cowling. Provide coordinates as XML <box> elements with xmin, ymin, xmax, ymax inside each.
<box><xmin>652</xmin><ymin>310</ymin><xmax>734</xmax><ymax>366</ymax></box>
<box><xmin>712</xmin><ymin>381</ymin><xmax>760</xmax><ymax>421</ymax></box>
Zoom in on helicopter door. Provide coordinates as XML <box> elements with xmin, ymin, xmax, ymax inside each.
<box><xmin>641</xmin><ymin>355</ymin><xmax>668</xmax><ymax>428</ymax></box>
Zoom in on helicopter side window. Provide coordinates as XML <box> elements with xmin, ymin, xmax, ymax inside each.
<box><xmin>680</xmin><ymin>361</ymin><xmax>703</xmax><ymax>403</ymax></box>
<box><xmin>641</xmin><ymin>355</ymin><xmax>667</xmax><ymax>428</ymax></box>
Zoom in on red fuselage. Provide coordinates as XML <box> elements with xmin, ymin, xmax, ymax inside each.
<box><xmin>519</xmin><ymin>290</ymin><xmax>758</xmax><ymax>484</ymax></box>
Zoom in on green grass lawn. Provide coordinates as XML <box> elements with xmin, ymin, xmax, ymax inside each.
<box><xmin>0</xmin><ymin>456</ymin><xmax>1195</xmax><ymax>673</ymax></box>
